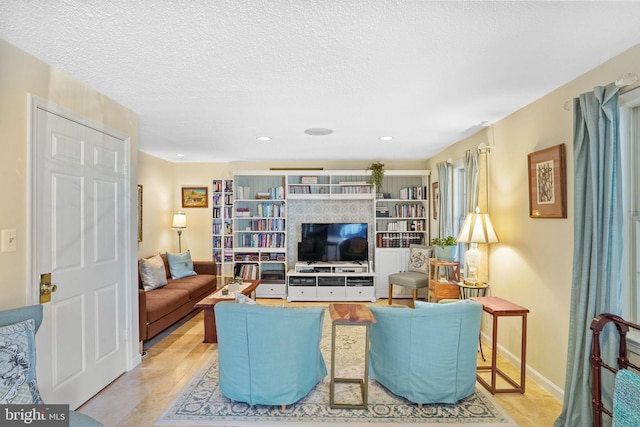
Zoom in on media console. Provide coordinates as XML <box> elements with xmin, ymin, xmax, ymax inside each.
<box><xmin>287</xmin><ymin>262</ymin><xmax>376</xmax><ymax>302</ymax></box>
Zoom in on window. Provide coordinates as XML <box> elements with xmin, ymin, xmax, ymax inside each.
<box><xmin>620</xmin><ymin>88</ymin><xmax>640</xmax><ymax>324</ymax></box>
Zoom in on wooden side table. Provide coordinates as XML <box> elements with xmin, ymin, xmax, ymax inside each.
<box><xmin>328</xmin><ymin>303</ymin><xmax>376</xmax><ymax>409</ymax></box>
<box><xmin>470</xmin><ymin>296</ymin><xmax>529</xmax><ymax>394</ymax></box>
<box><xmin>428</xmin><ymin>259</ymin><xmax>460</xmax><ymax>302</ymax></box>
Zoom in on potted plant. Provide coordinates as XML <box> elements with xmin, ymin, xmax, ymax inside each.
<box><xmin>367</xmin><ymin>161</ymin><xmax>385</xmax><ymax>197</ymax></box>
<box><xmin>430</xmin><ymin>236</ymin><xmax>457</xmax><ymax>261</ymax></box>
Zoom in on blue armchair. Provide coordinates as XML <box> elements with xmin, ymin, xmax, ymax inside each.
<box><xmin>0</xmin><ymin>304</ymin><xmax>103</xmax><ymax>427</ymax></box>
<box><xmin>215</xmin><ymin>302</ymin><xmax>327</xmax><ymax>407</ymax></box>
<box><xmin>368</xmin><ymin>300</ymin><xmax>482</xmax><ymax>404</ymax></box>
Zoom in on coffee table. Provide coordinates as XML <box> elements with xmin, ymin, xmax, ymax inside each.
<box><xmin>194</xmin><ymin>279</ymin><xmax>261</xmax><ymax>343</ymax></box>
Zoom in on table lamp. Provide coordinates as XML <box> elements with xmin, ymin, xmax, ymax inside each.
<box><xmin>457</xmin><ymin>207</ymin><xmax>499</xmax><ymax>284</ymax></box>
<box><xmin>172</xmin><ymin>211</ymin><xmax>187</xmax><ymax>252</ymax></box>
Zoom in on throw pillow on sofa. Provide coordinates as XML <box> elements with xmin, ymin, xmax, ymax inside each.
<box><xmin>140</xmin><ymin>254</ymin><xmax>168</xmax><ymax>291</ymax></box>
<box><xmin>0</xmin><ymin>318</ymin><xmax>44</xmax><ymax>404</ymax></box>
<box><xmin>167</xmin><ymin>250</ymin><xmax>197</xmax><ymax>279</ymax></box>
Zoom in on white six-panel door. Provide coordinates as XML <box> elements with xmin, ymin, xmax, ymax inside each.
<box><xmin>32</xmin><ymin>102</ymin><xmax>129</xmax><ymax>408</ymax></box>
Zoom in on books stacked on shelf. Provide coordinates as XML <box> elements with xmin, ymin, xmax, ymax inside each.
<box><xmin>223</xmin><ymin>236</ymin><xmax>233</xmax><ymax>248</ymax></box>
<box><xmin>213</xmin><ymin>252</ymin><xmax>222</xmax><ymax>263</ymax></box>
<box><xmin>387</xmin><ymin>221</ymin><xmax>408</xmax><ymax>231</ymax></box>
<box><xmin>394</xmin><ymin>203</ymin><xmax>425</xmax><ymax>217</ymax></box>
<box><xmin>213</xmin><ymin>181</ymin><xmax>223</xmax><ymax>192</ymax></box>
<box><xmin>236</xmin><ymin>207</ymin><xmax>251</xmax><ymax>217</ymax></box>
<box><xmin>256</xmin><ymin>192</ymin><xmax>271</xmax><ymax>199</ymax></box>
<box><xmin>224</xmin><ymin>193</ymin><xmax>233</xmax><ymax>204</ymax></box>
<box><xmin>250</xmin><ymin>218</ymin><xmax>285</xmax><ymax>231</ymax></box>
<box><xmin>289</xmin><ymin>185</ymin><xmax>313</xmax><ymax>194</ymax></box>
<box><xmin>238</xmin><ymin>233</ymin><xmax>285</xmax><ymax>248</ymax></box>
<box><xmin>213</xmin><ymin>236</ymin><xmax>221</xmax><ymax>248</ymax></box>
<box><xmin>212</xmin><ymin>223</ymin><xmax>222</xmax><ymax>235</ymax></box>
<box><xmin>339</xmin><ymin>181</ymin><xmax>371</xmax><ymax>194</ymax></box>
<box><xmin>399</xmin><ymin>186</ymin><xmax>427</xmax><ymax>200</ymax></box>
<box><xmin>376</xmin><ymin>206</ymin><xmax>389</xmax><ymax>217</ymax></box>
<box><xmin>224</xmin><ymin>206</ymin><xmax>232</xmax><ymax>218</ymax></box>
<box><xmin>256</xmin><ymin>203</ymin><xmax>285</xmax><ymax>218</ymax></box>
<box><xmin>212</xmin><ymin>207</ymin><xmax>221</xmax><ymax>218</ymax></box>
<box><xmin>377</xmin><ymin>232</ymin><xmax>424</xmax><ymax>248</ymax></box>
<box><xmin>236</xmin><ymin>186</ymin><xmax>251</xmax><ymax>199</ymax></box>
<box><xmin>224</xmin><ymin>181</ymin><xmax>233</xmax><ymax>192</ymax></box>
<box><xmin>212</xmin><ymin>193</ymin><xmax>222</xmax><ymax>205</ymax></box>
<box><xmin>234</xmin><ymin>263</ymin><xmax>259</xmax><ymax>280</ymax></box>
<box><xmin>271</xmin><ymin>186</ymin><xmax>285</xmax><ymax>200</ymax></box>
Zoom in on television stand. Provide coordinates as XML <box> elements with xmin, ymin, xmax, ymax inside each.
<box><xmin>288</xmin><ymin>262</ymin><xmax>376</xmax><ymax>302</ymax></box>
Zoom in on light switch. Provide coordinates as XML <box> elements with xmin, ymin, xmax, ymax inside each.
<box><xmin>1</xmin><ymin>229</ymin><xmax>17</xmax><ymax>252</ymax></box>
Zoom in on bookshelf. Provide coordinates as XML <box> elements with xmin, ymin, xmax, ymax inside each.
<box><xmin>374</xmin><ymin>170</ymin><xmax>430</xmax><ymax>299</ymax></box>
<box><xmin>212</xmin><ymin>179</ymin><xmax>234</xmax><ymax>281</ymax></box>
<box><xmin>233</xmin><ymin>172</ymin><xmax>287</xmax><ymax>298</ymax></box>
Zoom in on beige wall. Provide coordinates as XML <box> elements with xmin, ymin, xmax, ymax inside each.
<box><xmin>427</xmin><ymin>43</ymin><xmax>640</xmax><ymax>398</ymax></box>
<box><xmin>0</xmin><ymin>39</ymin><xmax>138</xmax><ymax>310</ymax></box>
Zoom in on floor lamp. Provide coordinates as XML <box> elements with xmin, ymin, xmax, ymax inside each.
<box><xmin>172</xmin><ymin>211</ymin><xmax>187</xmax><ymax>252</ymax></box>
<box><xmin>457</xmin><ymin>207</ymin><xmax>499</xmax><ymax>285</ymax></box>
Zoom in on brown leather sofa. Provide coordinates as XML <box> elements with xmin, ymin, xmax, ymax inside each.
<box><xmin>138</xmin><ymin>254</ymin><xmax>217</xmax><ymax>342</ymax></box>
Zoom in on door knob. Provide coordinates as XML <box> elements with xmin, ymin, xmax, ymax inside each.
<box><xmin>40</xmin><ymin>273</ymin><xmax>57</xmax><ymax>303</ymax></box>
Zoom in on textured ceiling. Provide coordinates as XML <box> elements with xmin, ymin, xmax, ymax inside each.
<box><xmin>2</xmin><ymin>1</ymin><xmax>640</xmax><ymax>162</ymax></box>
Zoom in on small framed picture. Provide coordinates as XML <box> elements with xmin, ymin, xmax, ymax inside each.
<box><xmin>182</xmin><ymin>187</ymin><xmax>209</xmax><ymax>208</ymax></box>
<box><xmin>527</xmin><ymin>144</ymin><xmax>567</xmax><ymax>218</ymax></box>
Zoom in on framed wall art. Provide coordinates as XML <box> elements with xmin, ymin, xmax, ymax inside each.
<box><xmin>527</xmin><ymin>144</ymin><xmax>567</xmax><ymax>218</ymax></box>
<box><xmin>182</xmin><ymin>186</ymin><xmax>209</xmax><ymax>208</ymax></box>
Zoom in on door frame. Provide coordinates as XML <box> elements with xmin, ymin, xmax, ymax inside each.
<box><xmin>27</xmin><ymin>94</ymin><xmax>140</xmax><ymax>372</ymax></box>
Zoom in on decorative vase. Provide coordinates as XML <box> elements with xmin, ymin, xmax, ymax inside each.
<box><xmin>436</xmin><ymin>246</ymin><xmax>456</xmax><ymax>261</ymax></box>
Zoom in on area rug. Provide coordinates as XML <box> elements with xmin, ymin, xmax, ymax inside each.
<box><xmin>155</xmin><ymin>311</ymin><xmax>518</xmax><ymax>427</ymax></box>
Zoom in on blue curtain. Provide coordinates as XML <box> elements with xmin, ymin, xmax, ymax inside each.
<box><xmin>554</xmin><ymin>84</ymin><xmax>623</xmax><ymax>427</ymax></box>
<box><xmin>464</xmin><ymin>149</ymin><xmax>479</xmax><ymax>214</ymax></box>
<box><xmin>437</xmin><ymin>161</ymin><xmax>453</xmax><ymax>238</ymax></box>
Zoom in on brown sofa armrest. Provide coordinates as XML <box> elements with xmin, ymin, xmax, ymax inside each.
<box><xmin>193</xmin><ymin>260</ymin><xmax>216</xmax><ymax>276</ymax></box>
<box><xmin>138</xmin><ymin>289</ymin><xmax>147</xmax><ymax>342</ymax></box>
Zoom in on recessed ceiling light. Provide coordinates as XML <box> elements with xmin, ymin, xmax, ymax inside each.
<box><xmin>177</xmin><ymin>153</ymin><xmax>185</xmax><ymax>157</ymax></box>
<box><xmin>304</xmin><ymin>128</ymin><xmax>333</xmax><ymax>136</ymax></box>
<box><xmin>379</xmin><ymin>136</ymin><xmax>393</xmax><ymax>141</ymax></box>
<box><xmin>256</xmin><ymin>136</ymin><xmax>271</xmax><ymax>141</ymax></box>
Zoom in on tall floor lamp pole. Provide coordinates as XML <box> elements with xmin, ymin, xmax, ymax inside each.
<box><xmin>172</xmin><ymin>212</ymin><xmax>187</xmax><ymax>252</ymax></box>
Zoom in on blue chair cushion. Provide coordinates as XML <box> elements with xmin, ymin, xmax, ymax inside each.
<box><xmin>368</xmin><ymin>301</ymin><xmax>482</xmax><ymax>404</ymax></box>
<box><xmin>216</xmin><ymin>303</ymin><xmax>327</xmax><ymax>406</ymax></box>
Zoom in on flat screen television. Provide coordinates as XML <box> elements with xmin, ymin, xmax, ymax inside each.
<box><xmin>299</xmin><ymin>223</ymin><xmax>368</xmax><ymax>263</ymax></box>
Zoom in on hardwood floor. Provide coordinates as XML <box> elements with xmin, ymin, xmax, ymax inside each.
<box><xmin>78</xmin><ymin>298</ymin><xmax>562</xmax><ymax>426</ymax></box>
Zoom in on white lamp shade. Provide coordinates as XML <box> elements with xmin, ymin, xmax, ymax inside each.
<box><xmin>172</xmin><ymin>212</ymin><xmax>187</xmax><ymax>229</ymax></box>
<box><xmin>457</xmin><ymin>208</ymin><xmax>499</xmax><ymax>244</ymax></box>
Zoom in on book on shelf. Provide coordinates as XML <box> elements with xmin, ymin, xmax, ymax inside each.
<box><xmin>236</xmin><ymin>186</ymin><xmax>251</xmax><ymax>199</ymax></box>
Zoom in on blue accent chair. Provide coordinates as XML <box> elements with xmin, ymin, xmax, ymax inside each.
<box><xmin>0</xmin><ymin>304</ymin><xmax>103</xmax><ymax>427</ymax></box>
<box><xmin>215</xmin><ymin>302</ymin><xmax>327</xmax><ymax>407</ymax></box>
<box><xmin>368</xmin><ymin>300</ymin><xmax>482</xmax><ymax>404</ymax></box>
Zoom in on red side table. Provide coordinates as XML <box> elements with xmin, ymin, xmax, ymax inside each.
<box><xmin>470</xmin><ymin>296</ymin><xmax>529</xmax><ymax>394</ymax></box>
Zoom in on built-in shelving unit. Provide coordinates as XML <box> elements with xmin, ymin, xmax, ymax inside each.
<box><xmin>287</xmin><ymin>262</ymin><xmax>376</xmax><ymax>302</ymax></box>
<box><xmin>231</xmin><ymin>169</ymin><xmax>430</xmax><ymax>301</ymax></box>
<box><xmin>286</xmin><ymin>172</ymin><xmax>374</xmax><ymax>199</ymax></box>
<box><xmin>374</xmin><ymin>170</ymin><xmax>430</xmax><ymax>299</ymax></box>
<box><xmin>233</xmin><ymin>172</ymin><xmax>287</xmax><ymax>298</ymax></box>
<box><xmin>212</xmin><ymin>179</ymin><xmax>234</xmax><ymax>281</ymax></box>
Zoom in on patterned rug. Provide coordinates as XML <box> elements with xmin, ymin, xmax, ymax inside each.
<box><xmin>155</xmin><ymin>310</ymin><xmax>517</xmax><ymax>427</ymax></box>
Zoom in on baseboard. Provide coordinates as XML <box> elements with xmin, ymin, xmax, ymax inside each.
<box><xmin>480</xmin><ymin>331</ymin><xmax>564</xmax><ymax>402</ymax></box>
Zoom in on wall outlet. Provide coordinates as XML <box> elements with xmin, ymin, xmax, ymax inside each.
<box><xmin>1</xmin><ymin>229</ymin><xmax>16</xmax><ymax>252</ymax></box>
